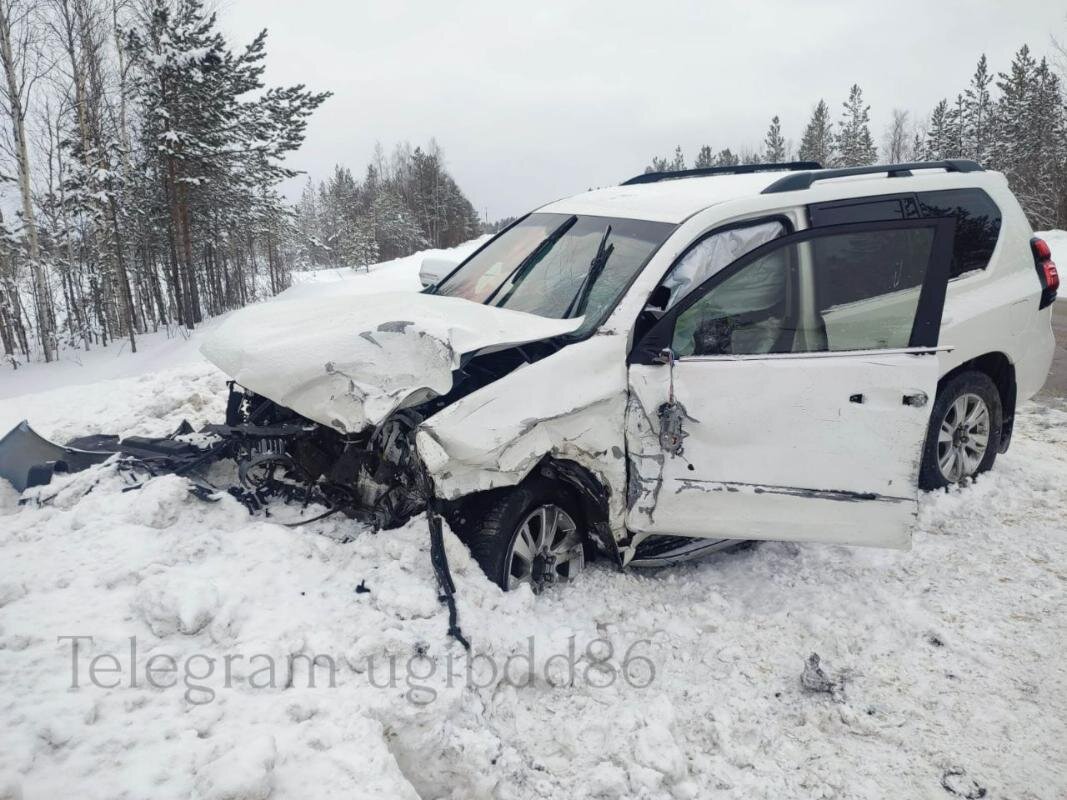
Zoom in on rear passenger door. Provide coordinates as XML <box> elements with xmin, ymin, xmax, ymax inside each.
<box><xmin>625</xmin><ymin>217</ymin><xmax>956</xmax><ymax>549</ymax></box>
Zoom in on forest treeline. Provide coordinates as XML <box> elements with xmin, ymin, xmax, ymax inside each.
<box><xmin>0</xmin><ymin>0</ymin><xmax>334</xmax><ymax>363</ymax></box>
<box><xmin>646</xmin><ymin>47</ymin><xmax>1067</xmax><ymax>230</ymax></box>
<box><xmin>292</xmin><ymin>142</ymin><xmax>482</xmax><ymax>269</ymax></box>
<box><xmin>0</xmin><ymin>0</ymin><xmax>477</xmax><ymax>367</ymax></box>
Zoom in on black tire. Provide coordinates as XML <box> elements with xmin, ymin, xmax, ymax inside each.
<box><xmin>919</xmin><ymin>370</ymin><xmax>1002</xmax><ymax>490</ymax></box>
<box><xmin>446</xmin><ymin>476</ymin><xmax>585</xmax><ymax>591</ymax></box>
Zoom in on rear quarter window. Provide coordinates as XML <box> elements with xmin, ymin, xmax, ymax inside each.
<box><xmin>917</xmin><ymin>189</ymin><xmax>1002</xmax><ymax>279</ymax></box>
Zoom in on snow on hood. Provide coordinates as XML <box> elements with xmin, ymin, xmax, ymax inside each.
<box><xmin>201</xmin><ymin>291</ymin><xmax>582</xmax><ymax>433</ymax></box>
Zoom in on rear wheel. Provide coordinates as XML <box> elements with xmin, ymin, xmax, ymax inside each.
<box><xmin>919</xmin><ymin>371</ymin><xmax>1002</xmax><ymax>490</ymax></box>
<box><xmin>449</xmin><ymin>477</ymin><xmax>586</xmax><ymax>592</ymax></box>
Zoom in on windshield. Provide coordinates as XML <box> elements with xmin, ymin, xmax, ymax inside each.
<box><xmin>433</xmin><ymin>213</ymin><xmax>675</xmax><ymax>333</ymax></box>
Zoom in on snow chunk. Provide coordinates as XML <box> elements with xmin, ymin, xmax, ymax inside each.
<box><xmin>134</xmin><ymin>573</ymin><xmax>221</xmax><ymax>636</ymax></box>
<box><xmin>194</xmin><ymin>735</ymin><xmax>276</xmax><ymax>800</ymax></box>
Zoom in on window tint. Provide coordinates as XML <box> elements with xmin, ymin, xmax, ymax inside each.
<box><xmin>812</xmin><ymin>228</ymin><xmax>934</xmax><ymax>351</ymax></box>
<box><xmin>814</xmin><ymin>228</ymin><xmax>931</xmax><ymax>308</ymax></box>
<box><xmin>671</xmin><ymin>226</ymin><xmax>938</xmax><ymax>357</ymax></box>
<box><xmin>917</xmin><ymin>189</ymin><xmax>1001</xmax><ymax>278</ymax></box>
<box><xmin>809</xmin><ymin>195</ymin><xmax>919</xmax><ymax>226</ymax></box>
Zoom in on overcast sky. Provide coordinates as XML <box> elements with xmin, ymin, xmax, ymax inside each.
<box><xmin>221</xmin><ymin>0</ymin><xmax>1065</xmax><ymax>221</ymax></box>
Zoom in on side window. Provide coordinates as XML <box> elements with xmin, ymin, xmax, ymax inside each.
<box><xmin>672</xmin><ymin>247</ymin><xmax>793</xmax><ymax>357</ymax></box>
<box><xmin>917</xmin><ymin>189</ymin><xmax>1001</xmax><ymax>278</ymax></box>
<box><xmin>671</xmin><ymin>225</ymin><xmax>940</xmax><ymax>357</ymax></box>
<box><xmin>812</xmin><ymin>228</ymin><xmax>935</xmax><ymax>351</ymax></box>
<box><xmin>659</xmin><ymin>221</ymin><xmax>785</xmax><ymax>311</ymax></box>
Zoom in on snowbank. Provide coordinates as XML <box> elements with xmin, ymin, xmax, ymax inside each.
<box><xmin>1</xmin><ymin>239</ymin><xmax>1066</xmax><ymax>798</ymax></box>
<box><xmin>1035</xmin><ymin>229</ymin><xmax>1066</xmax><ymax>257</ymax></box>
<box><xmin>287</xmin><ymin>237</ymin><xmax>487</xmax><ymax>297</ymax></box>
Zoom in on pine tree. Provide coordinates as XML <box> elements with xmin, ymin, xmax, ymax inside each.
<box><xmin>992</xmin><ymin>44</ymin><xmax>1036</xmax><ymax>179</ymax></box>
<box><xmin>963</xmin><ymin>54</ymin><xmax>993</xmax><ymax>163</ymax></box>
<box><xmin>948</xmin><ymin>93</ymin><xmax>967</xmax><ymax>158</ymax></box>
<box><xmin>763</xmin><ymin>115</ymin><xmax>786</xmax><ymax>162</ymax></box>
<box><xmin>644</xmin><ymin>155</ymin><xmax>669</xmax><ymax>173</ymax></box>
<box><xmin>925</xmin><ymin>100</ymin><xmax>951</xmax><ymax>159</ymax></box>
<box><xmin>715</xmin><ymin>148</ymin><xmax>739</xmax><ymax>167</ymax></box>
<box><xmin>694</xmin><ymin>145</ymin><xmax>714</xmax><ymax>168</ymax></box>
<box><xmin>798</xmin><ymin>100</ymin><xmax>835</xmax><ymax>166</ymax></box>
<box><xmin>125</xmin><ymin>0</ymin><xmax>329</xmax><ymax>326</ymax></box>
<box><xmin>1023</xmin><ymin>58</ymin><xmax>1066</xmax><ymax>226</ymax></box>
<box><xmin>835</xmin><ymin>84</ymin><xmax>877</xmax><ymax>166</ymax></box>
<box><xmin>669</xmin><ymin>146</ymin><xmax>686</xmax><ymax>171</ymax></box>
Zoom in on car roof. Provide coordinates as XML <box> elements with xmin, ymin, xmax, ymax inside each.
<box><xmin>537</xmin><ymin>171</ymin><xmax>792</xmax><ymax>224</ymax></box>
<box><xmin>537</xmin><ymin>165</ymin><xmax>1009</xmax><ymax>225</ymax></box>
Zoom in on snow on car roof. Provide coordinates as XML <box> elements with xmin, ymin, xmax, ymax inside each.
<box><xmin>536</xmin><ymin>170</ymin><xmax>794</xmax><ymax>223</ymax></box>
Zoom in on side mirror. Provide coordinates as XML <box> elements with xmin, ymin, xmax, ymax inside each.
<box><xmin>419</xmin><ymin>255</ymin><xmax>460</xmax><ymax>289</ymax></box>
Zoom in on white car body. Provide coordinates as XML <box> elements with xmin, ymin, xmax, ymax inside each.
<box><xmin>203</xmin><ymin>163</ymin><xmax>1056</xmax><ymax>566</ymax></box>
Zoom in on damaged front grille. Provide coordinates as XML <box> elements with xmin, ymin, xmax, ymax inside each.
<box><xmin>215</xmin><ymin>384</ymin><xmax>429</xmax><ymax>528</ymax></box>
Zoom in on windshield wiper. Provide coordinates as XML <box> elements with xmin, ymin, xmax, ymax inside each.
<box><xmin>485</xmin><ymin>215</ymin><xmax>578</xmax><ymax>307</ymax></box>
<box><xmin>564</xmin><ymin>224</ymin><xmax>614</xmax><ymax>318</ymax></box>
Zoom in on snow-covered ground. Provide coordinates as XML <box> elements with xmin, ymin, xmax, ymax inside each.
<box><xmin>1</xmin><ymin>239</ymin><xmax>1066</xmax><ymax>799</ymax></box>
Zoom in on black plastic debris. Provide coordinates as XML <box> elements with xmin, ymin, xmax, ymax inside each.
<box><xmin>941</xmin><ymin>768</ymin><xmax>987</xmax><ymax>799</ymax></box>
<box><xmin>428</xmin><ymin>510</ymin><xmax>470</xmax><ymax>651</ymax></box>
<box><xmin>800</xmin><ymin>652</ymin><xmax>837</xmax><ymax>694</ymax></box>
<box><xmin>0</xmin><ymin>421</ymin><xmax>113</xmax><ymax>492</ymax></box>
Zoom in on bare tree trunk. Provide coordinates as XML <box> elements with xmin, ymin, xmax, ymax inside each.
<box><xmin>107</xmin><ymin>195</ymin><xmax>136</xmax><ymax>352</ymax></box>
<box><xmin>0</xmin><ymin>0</ymin><xmax>55</xmax><ymax>361</ymax></box>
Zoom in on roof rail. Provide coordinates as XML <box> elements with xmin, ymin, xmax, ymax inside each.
<box><xmin>761</xmin><ymin>159</ymin><xmax>984</xmax><ymax>194</ymax></box>
<box><xmin>621</xmin><ymin>161</ymin><xmax>822</xmax><ymax>186</ymax></box>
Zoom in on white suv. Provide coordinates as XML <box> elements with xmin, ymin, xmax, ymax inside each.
<box><xmin>199</xmin><ymin>159</ymin><xmax>1057</xmax><ymax>591</ymax></box>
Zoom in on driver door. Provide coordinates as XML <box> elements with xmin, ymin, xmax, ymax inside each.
<box><xmin>625</xmin><ymin>217</ymin><xmax>955</xmax><ymax>548</ymax></box>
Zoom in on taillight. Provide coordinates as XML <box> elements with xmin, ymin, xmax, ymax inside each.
<box><xmin>1031</xmin><ymin>237</ymin><xmax>1059</xmax><ymax>309</ymax></box>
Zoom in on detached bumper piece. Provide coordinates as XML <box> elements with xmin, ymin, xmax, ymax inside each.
<box><xmin>0</xmin><ymin>419</ymin><xmax>242</xmax><ymax>493</ymax></box>
<box><xmin>0</xmin><ymin>421</ymin><xmax>116</xmax><ymax>492</ymax></box>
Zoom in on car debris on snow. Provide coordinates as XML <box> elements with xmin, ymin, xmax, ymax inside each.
<box><xmin>800</xmin><ymin>652</ymin><xmax>840</xmax><ymax>696</ymax></box>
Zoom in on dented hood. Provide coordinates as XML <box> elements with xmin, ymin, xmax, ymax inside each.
<box><xmin>201</xmin><ymin>291</ymin><xmax>582</xmax><ymax>433</ymax></box>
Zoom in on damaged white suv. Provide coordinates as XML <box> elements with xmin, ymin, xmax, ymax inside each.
<box><xmin>204</xmin><ymin>159</ymin><xmax>1057</xmax><ymax>590</ymax></box>
<box><xmin>7</xmin><ymin>160</ymin><xmax>1054</xmax><ymax>593</ymax></box>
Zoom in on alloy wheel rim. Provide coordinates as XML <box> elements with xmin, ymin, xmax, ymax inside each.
<box><xmin>936</xmin><ymin>392</ymin><xmax>990</xmax><ymax>483</ymax></box>
<box><xmin>505</xmin><ymin>504</ymin><xmax>584</xmax><ymax>592</ymax></box>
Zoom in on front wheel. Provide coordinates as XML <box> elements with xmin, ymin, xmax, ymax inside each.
<box><xmin>919</xmin><ymin>371</ymin><xmax>1002</xmax><ymax>490</ymax></box>
<box><xmin>448</xmin><ymin>477</ymin><xmax>586</xmax><ymax>592</ymax></box>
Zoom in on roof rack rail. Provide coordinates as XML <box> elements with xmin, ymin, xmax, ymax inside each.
<box><xmin>621</xmin><ymin>161</ymin><xmax>822</xmax><ymax>186</ymax></box>
<box><xmin>761</xmin><ymin>159</ymin><xmax>984</xmax><ymax>194</ymax></box>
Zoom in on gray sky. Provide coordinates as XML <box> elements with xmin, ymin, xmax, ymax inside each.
<box><xmin>222</xmin><ymin>0</ymin><xmax>1066</xmax><ymax>221</ymax></box>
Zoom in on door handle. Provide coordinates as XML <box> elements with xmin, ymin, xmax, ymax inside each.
<box><xmin>849</xmin><ymin>394</ymin><xmax>865</xmax><ymax>404</ymax></box>
<box><xmin>902</xmin><ymin>392</ymin><xmax>928</xmax><ymax>407</ymax></box>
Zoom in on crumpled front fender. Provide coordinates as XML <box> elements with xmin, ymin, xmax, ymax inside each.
<box><xmin>417</xmin><ymin>334</ymin><xmax>630</xmax><ymax>542</ymax></box>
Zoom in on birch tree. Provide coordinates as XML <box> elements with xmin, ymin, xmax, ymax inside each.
<box><xmin>0</xmin><ymin>0</ymin><xmax>55</xmax><ymax>359</ymax></box>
